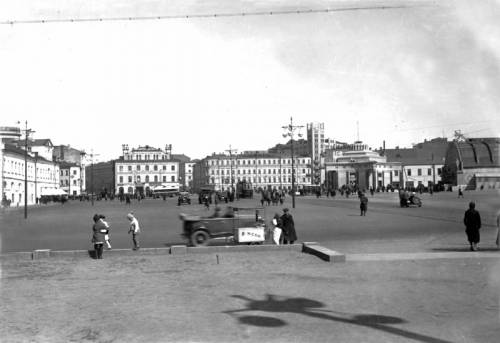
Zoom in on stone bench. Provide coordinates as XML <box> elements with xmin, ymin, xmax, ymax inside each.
<box><xmin>302</xmin><ymin>242</ymin><xmax>346</xmax><ymax>263</ymax></box>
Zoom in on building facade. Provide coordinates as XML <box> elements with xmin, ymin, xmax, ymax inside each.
<box><xmin>1</xmin><ymin>142</ymin><xmax>60</xmax><ymax>206</ymax></box>
<box><xmin>324</xmin><ymin>145</ymin><xmax>401</xmax><ymax>191</ymax></box>
<box><xmin>307</xmin><ymin>122</ymin><xmax>325</xmax><ymax>186</ymax></box>
<box><xmin>442</xmin><ymin>137</ymin><xmax>500</xmax><ymax>190</ymax></box>
<box><xmin>384</xmin><ymin>138</ymin><xmax>449</xmax><ymax>190</ymax></box>
<box><xmin>115</xmin><ymin>145</ymin><xmax>179</xmax><ymax>196</ymax></box>
<box><xmin>193</xmin><ymin>151</ymin><xmax>311</xmax><ymax>193</ymax></box>
<box><xmin>59</xmin><ymin>162</ymin><xmax>85</xmax><ymax>196</ymax></box>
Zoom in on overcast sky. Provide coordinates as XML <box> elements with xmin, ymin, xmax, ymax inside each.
<box><xmin>1</xmin><ymin>0</ymin><xmax>499</xmax><ymax>161</ymax></box>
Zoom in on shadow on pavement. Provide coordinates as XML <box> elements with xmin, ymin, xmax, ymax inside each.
<box><xmin>224</xmin><ymin>294</ymin><xmax>452</xmax><ymax>343</ymax></box>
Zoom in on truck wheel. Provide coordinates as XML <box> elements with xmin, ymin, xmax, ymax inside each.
<box><xmin>191</xmin><ymin>230</ymin><xmax>209</xmax><ymax>247</ymax></box>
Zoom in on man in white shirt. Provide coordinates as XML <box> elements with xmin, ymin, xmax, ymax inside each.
<box><xmin>127</xmin><ymin>212</ymin><xmax>141</xmax><ymax>250</ymax></box>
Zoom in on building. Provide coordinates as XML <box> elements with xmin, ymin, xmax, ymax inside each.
<box><xmin>192</xmin><ymin>151</ymin><xmax>311</xmax><ymax>193</ymax></box>
<box><xmin>384</xmin><ymin>138</ymin><xmax>449</xmax><ymax>190</ymax></box>
<box><xmin>324</xmin><ymin>142</ymin><xmax>401</xmax><ymax>191</ymax></box>
<box><xmin>85</xmin><ymin>161</ymin><xmax>116</xmax><ymax>196</ymax></box>
<box><xmin>172</xmin><ymin>154</ymin><xmax>193</xmax><ymax>190</ymax></box>
<box><xmin>442</xmin><ymin>137</ymin><xmax>500</xmax><ymax>190</ymax></box>
<box><xmin>54</xmin><ymin>145</ymin><xmax>86</xmax><ymax>196</ymax></box>
<box><xmin>59</xmin><ymin>162</ymin><xmax>85</xmax><ymax>197</ymax></box>
<box><xmin>183</xmin><ymin>162</ymin><xmax>196</xmax><ymax>190</ymax></box>
<box><xmin>307</xmin><ymin>122</ymin><xmax>325</xmax><ymax>186</ymax></box>
<box><xmin>1</xmin><ymin>141</ymin><xmax>60</xmax><ymax>206</ymax></box>
<box><xmin>115</xmin><ymin>145</ymin><xmax>179</xmax><ymax>196</ymax></box>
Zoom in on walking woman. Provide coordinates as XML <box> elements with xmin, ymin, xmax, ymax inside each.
<box><xmin>464</xmin><ymin>202</ymin><xmax>481</xmax><ymax>251</ymax></box>
<box><xmin>280</xmin><ymin>208</ymin><xmax>298</xmax><ymax>244</ymax></box>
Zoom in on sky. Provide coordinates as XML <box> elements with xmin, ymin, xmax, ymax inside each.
<box><xmin>1</xmin><ymin>0</ymin><xmax>499</xmax><ymax>162</ymax></box>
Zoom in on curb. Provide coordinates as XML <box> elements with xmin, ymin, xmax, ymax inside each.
<box><xmin>1</xmin><ymin>244</ymin><xmax>304</xmax><ymax>260</ymax></box>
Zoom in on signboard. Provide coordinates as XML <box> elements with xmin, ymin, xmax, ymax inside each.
<box><xmin>235</xmin><ymin>227</ymin><xmax>265</xmax><ymax>243</ymax></box>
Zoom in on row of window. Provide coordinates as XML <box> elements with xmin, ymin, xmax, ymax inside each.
<box><xmin>124</xmin><ymin>154</ymin><xmax>168</xmax><ymax>161</ymax></box>
<box><xmin>210</xmin><ymin>168</ymin><xmax>308</xmax><ymax>175</ymax></box>
<box><xmin>119</xmin><ymin>175</ymin><xmax>176</xmax><ymax>184</ymax></box>
<box><xmin>209</xmin><ymin>176</ymin><xmax>309</xmax><ymax>184</ymax></box>
<box><xmin>60</xmin><ymin>180</ymin><xmax>78</xmax><ymax>186</ymax></box>
<box><xmin>208</xmin><ymin>158</ymin><xmax>310</xmax><ymax>166</ymax></box>
<box><xmin>60</xmin><ymin>169</ymin><xmax>78</xmax><ymax>176</ymax></box>
<box><xmin>118</xmin><ymin>164</ymin><xmax>176</xmax><ymax>172</ymax></box>
<box><xmin>4</xmin><ymin>159</ymin><xmax>58</xmax><ymax>180</ymax></box>
<box><xmin>405</xmin><ymin>168</ymin><xmax>442</xmax><ymax>177</ymax></box>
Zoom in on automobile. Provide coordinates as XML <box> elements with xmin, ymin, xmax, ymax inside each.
<box><xmin>177</xmin><ymin>192</ymin><xmax>191</xmax><ymax>206</ymax></box>
<box><xmin>180</xmin><ymin>207</ymin><xmax>266</xmax><ymax>246</ymax></box>
<box><xmin>400</xmin><ymin>195</ymin><xmax>422</xmax><ymax>208</ymax></box>
<box><xmin>198</xmin><ymin>187</ymin><xmax>214</xmax><ymax>204</ymax></box>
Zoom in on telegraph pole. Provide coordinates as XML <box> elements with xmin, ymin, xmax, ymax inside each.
<box><xmin>225</xmin><ymin>145</ymin><xmax>237</xmax><ymax>193</ymax></box>
<box><xmin>22</xmin><ymin>121</ymin><xmax>35</xmax><ymax>219</ymax></box>
<box><xmin>89</xmin><ymin>149</ymin><xmax>99</xmax><ymax>206</ymax></box>
<box><xmin>282</xmin><ymin>117</ymin><xmax>304</xmax><ymax>209</ymax></box>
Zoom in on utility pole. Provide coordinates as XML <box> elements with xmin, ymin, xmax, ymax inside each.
<box><xmin>282</xmin><ymin>117</ymin><xmax>304</xmax><ymax>209</ymax></box>
<box><xmin>22</xmin><ymin>121</ymin><xmax>35</xmax><ymax>219</ymax></box>
<box><xmin>89</xmin><ymin>149</ymin><xmax>99</xmax><ymax>206</ymax></box>
<box><xmin>225</xmin><ymin>145</ymin><xmax>237</xmax><ymax>193</ymax></box>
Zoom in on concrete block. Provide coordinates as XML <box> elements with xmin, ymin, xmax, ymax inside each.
<box><xmin>32</xmin><ymin>249</ymin><xmax>51</xmax><ymax>260</ymax></box>
<box><xmin>302</xmin><ymin>243</ymin><xmax>345</xmax><ymax>263</ymax></box>
<box><xmin>170</xmin><ymin>245</ymin><xmax>188</xmax><ymax>255</ymax></box>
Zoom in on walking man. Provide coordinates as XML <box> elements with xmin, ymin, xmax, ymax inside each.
<box><xmin>280</xmin><ymin>208</ymin><xmax>297</xmax><ymax>244</ymax></box>
<box><xmin>464</xmin><ymin>202</ymin><xmax>481</xmax><ymax>251</ymax></box>
<box><xmin>127</xmin><ymin>212</ymin><xmax>141</xmax><ymax>250</ymax></box>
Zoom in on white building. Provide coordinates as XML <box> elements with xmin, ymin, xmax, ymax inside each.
<box><xmin>59</xmin><ymin>162</ymin><xmax>85</xmax><ymax>196</ymax></box>
<box><xmin>193</xmin><ymin>152</ymin><xmax>311</xmax><ymax>192</ymax></box>
<box><xmin>1</xmin><ymin>142</ymin><xmax>60</xmax><ymax>207</ymax></box>
<box><xmin>115</xmin><ymin>145</ymin><xmax>179</xmax><ymax>196</ymax></box>
<box><xmin>184</xmin><ymin>162</ymin><xmax>196</xmax><ymax>189</ymax></box>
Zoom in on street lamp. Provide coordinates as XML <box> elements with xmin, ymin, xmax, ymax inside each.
<box><xmin>22</xmin><ymin>121</ymin><xmax>35</xmax><ymax>219</ymax></box>
<box><xmin>282</xmin><ymin>117</ymin><xmax>304</xmax><ymax>209</ymax></box>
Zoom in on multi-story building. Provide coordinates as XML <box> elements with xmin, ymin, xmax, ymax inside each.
<box><xmin>85</xmin><ymin>161</ymin><xmax>116</xmax><ymax>196</ymax></box>
<box><xmin>307</xmin><ymin>122</ymin><xmax>325</xmax><ymax>186</ymax></box>
<box><xmin>54</xmin><ymin>145</ymin><xmax>86</xmax><ymax>196</ymax></box>
<box><xmin>1</xmin><ymin>141</ymin><xmax>60</xmax><ymax>206</ymax></box>
<box><xmin>384</xmin><ymin>138</ymin><xmax>449</xmax><ymax>190</ymax></box>
<box><xmin>183</xmin><ymin>162</ymin><xmax>196</xmax><ymax>190</ymax></box>
<box><xmin>115</xmin><ymin>145</ymin><xmax>179</xmax><ymax>196</ymax></box>
<box><xmin>192</xmin><ymin>151</ymin><xmax>311</xmax><ymax>193</ymax></box>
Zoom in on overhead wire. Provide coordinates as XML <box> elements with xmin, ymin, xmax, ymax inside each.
<box><xmin>0</xmin><ymin>4</ymin><xmax>423</xmax><ymax>25</ymax></box>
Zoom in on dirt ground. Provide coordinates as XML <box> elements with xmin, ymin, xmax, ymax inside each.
<box><xmin>1</xmin><ymin>250</ymin><xmax>500</xmax><ymax>343</ymax></box>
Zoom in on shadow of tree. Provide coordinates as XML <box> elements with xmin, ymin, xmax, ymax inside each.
<box><xmin>224</xmin><ymin>294</ymin><xmax>452</xmax><ymax>343</ymax></box>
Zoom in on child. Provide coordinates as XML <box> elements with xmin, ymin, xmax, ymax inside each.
<box><xmin>99</xmin><ymin>214</ymin><xmax>112</xmax><ymax>249</ymax></box>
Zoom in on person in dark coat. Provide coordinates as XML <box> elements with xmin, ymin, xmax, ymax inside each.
<box><xmin>359</xmin><ymin>193</ymin><xmax>368</xmax><ymax>216</ymax></box>
<box><xmin>91</xmin><ymin>213</ymin><xmax>107</xmax><ymax>259</ymax></box>
<box><xmin>464</xmin><ymin>202</ymin><xmax>481</xmax><ymax>251</ymax></box>
<box><xmin>280</xmin><ymin>208</ymin><xmax>297</xmax><ymax>244</ymax></box>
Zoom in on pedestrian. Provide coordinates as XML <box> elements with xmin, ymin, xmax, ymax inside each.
<box><xmin>271</xmin><ymin>213</ymin><xmax>283</xmax><ymax>245</ymax></box>
<box><xmin>359</xmin><ymin>193</ymin><xmax>368</xmax><ymax>216</ymax></box>
<box><xmin>458</xmin><ymin>187</ymin><xmax>464</xmax><ymax>198</ymax></box>
<box><xmin>91</xmin><ymin>213</ymin><xmax>107</xmax><ymax>259</ymax></box>
<box><xmin>127</xmin><ymin>212</ymin><xmax>141</xmax><ymax>250</ymax></box>
<box><xmin>463</xmin><ymin>202</ymin><xmax>481</xmax><ymax>251</ymax></box>
<box><xmin>99</xmin><ymin>214</ymin><xmax>112</xmax><ymax>249</ymax></box>
<box><xmin>125</xmin><ymin>194</ymin><xmax>131</xmax><ymax>205</ymax></box>
<box><xmin>280</xmin><ymin>208</ymin><xmax>297</xmax><ymax>244</ymax></box>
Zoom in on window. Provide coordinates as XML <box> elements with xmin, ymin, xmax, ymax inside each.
<box><xmin>394</xmin><ymin>170</ymin><xmax>399</xmax><ymax>177</ymax></box>
<box><xmin>171</xmin><ymin>176</ymin><xmax>175</xmax><ymax>182</ymax></box>
<box><xmin>119</xmin><ymin>166</ymin><xmax>123</xmax><ymax>172</ymax></box>
<box><xmin>417</xmin><ymin>169</ymin><xmax>422</xmax><ymax>176</ymax></box>
<box><xmin>163</xmin><ymin>165</ymin><xmax>166</xmax><ymax>170</ymax></box>
<box><xmin>154</xmin><ymin>165</ymin><xmax>158</xmax><ymax>171</ymax></box>
<box><xmin>73</xmin><ymin>170</ymin><xmax>77</xmax><ymax>175</ymax></box>
<box><xmin>128</xmin><ymin>176</ymin><xmax>132</xmax><ymax>182</ymax></box>
<box><xmin>437</xmin><ymin>168</ymin><xmax>442</xmax><ymax>175</ymax></box>
<box><xmin>145</xmin><ymin>165</ymin><xmax>150</xmax><ymax>171</ymax></box>
<box><xmin>73</xmin><ymin>180</ymin><xmax>77</xmax><ymax>185</ymax></box>
<box><xmin>163</xmin><ymin>176</ymin><xmax>167</xmax><ymax>182</ymax></box>
<box><xmin>128</xmin><ymin>165</ymin><xmax>132</xmax><ymax>171</ymax></box>
<box><xmin>145</xmin><ymin>175</ymin><xmax>150</xmax><ymax>182</ymax></box>
<box><xmin>136</xmin><ymin>165</ymin><xmax>140</xmax><ymax>171</ymax></box>
<box><xmin>407</xmin><ymin>169</ymin><xmax>412</xmax><ymax>176</ymax></box>
<box><xmin>427</xmin><ymin>168</ymin><xmax>432</xmax><ymax>176</ymax></box>
<box><xmin>137</xmin><ymin>176</ymin><xmax>141</xmax><ymax>182</ymax></box>
<box><xmin>171</xmin><ymin>165</ymin><xmax>175</xmax><ymax>171</ymax></box>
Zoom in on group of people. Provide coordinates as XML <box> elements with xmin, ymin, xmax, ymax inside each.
<box><xmin>91</xmin><ymin>212</ymin><xmax>141</xmax><ymax>259</ymax></box>
<box><xmin>271</xmin><ymin>208</ymin><xmax>297</xmax><ymax>245</ymax></box>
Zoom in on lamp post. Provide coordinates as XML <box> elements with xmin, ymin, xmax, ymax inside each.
<box><xmin>22</xmin><ymin>121</ymin><xmax>35</xmax><ymax>219</ymax></box>
<box><xmin>226</xmin><ymin>145</ymin><xmax>237</xmax><ymax>193</ymax></box>
<box><xmin>282</xmin><ymin>117</ymin><xmax>303</xmax><ymax>209</ymax></box>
